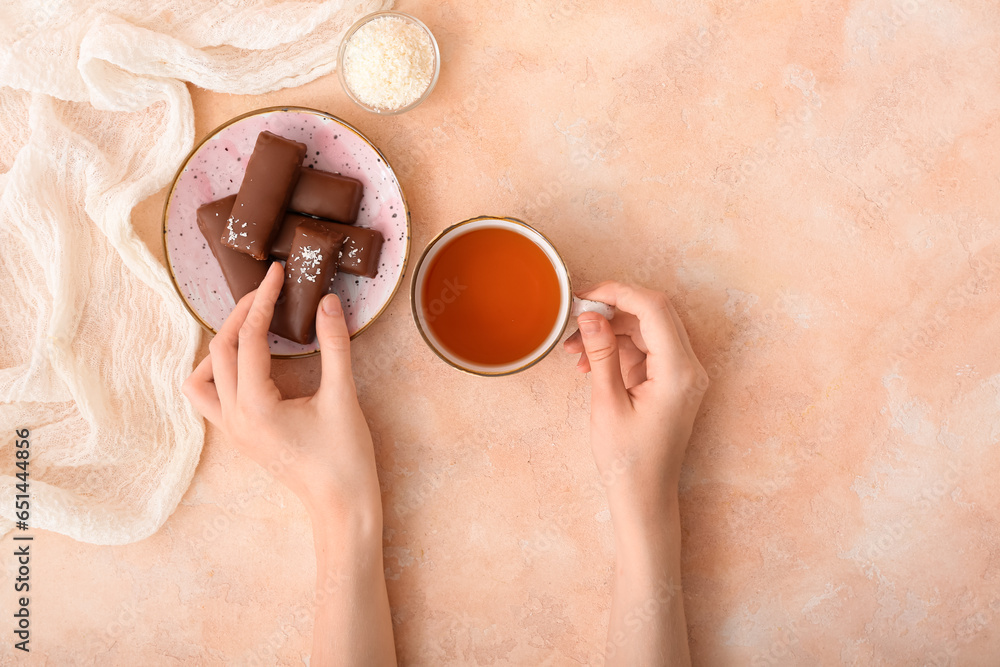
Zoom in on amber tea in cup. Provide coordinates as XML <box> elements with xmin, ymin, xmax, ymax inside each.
<box><xmin>411</xmin><ymin>217</ymin><xmax>613</xmax><ymax>376</ymax></box>
<box><xmin>421</xmin><ymin>226</ymin><xmax>561</xmax><ymax>365</ymax></box>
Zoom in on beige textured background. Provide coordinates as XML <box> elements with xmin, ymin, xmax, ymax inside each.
<box><xmin>6</xmin><ymin>0</ymin><xmax>1000</xmax><ymax>664</ymax></box>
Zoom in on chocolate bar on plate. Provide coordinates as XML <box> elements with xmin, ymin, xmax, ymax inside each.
<box><xmin>222</xmin><ymin>131</ymin><xmax>306</xmax><ymax>260</ymax></box>
<box><xmin>196</xmin><ymin>195</ymin><xmax>269</xmax><ymax>302</ymax></box>
<box><xmin>289</xmin><ymin>167</ymin><xmax>363</xmax><ymax>224</ymax></box>
<box><xmin>271</xmin><ymin>213</ymin><xmax>384</xmax><ymax>279</ymax></box>
<box><xmin>270</xmin><ymin>220</ymin><xmax>346</xmax><ymax>345</ymax></box>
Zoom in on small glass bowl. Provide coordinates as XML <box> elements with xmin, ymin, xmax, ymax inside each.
<box><xmin>338</xmin><ymin>11</ymin><xmax>440</xmax><ymax>115</ymax></box>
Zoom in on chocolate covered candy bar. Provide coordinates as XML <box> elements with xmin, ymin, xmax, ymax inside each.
<box><xmin>223</xmin><ymin>131</ymin><xmax>306</xmax><ymax>260</ymax></box>
<box><xmin>270</xmin><ymin>221</ymin><xmax>346</xmax><ymax>345</ymax></box>
<box><xmin>289</xmin><ymin>167</ymin><xmax>363</xmax><ymax>224</ymax></box>
<box><xmin>271</xmin><ymin>214</ymin><xmax>384</xmax><ymax>279</ymax></box>
<box><xmin>196</xmin><ymin>195</ymin><xmax>269</xmax><ymax>302</ymax></box>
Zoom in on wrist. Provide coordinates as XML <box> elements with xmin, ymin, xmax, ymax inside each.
<box><xmin>309</xmin><ymin>495</ymin><xmax>385</xmax><ymax>606</ymax></box>
<box><xmin>605</xmin><ymin>473</ymin><xmax>678</xmax><ymax>524</ymax></box>
<box><xmin>306</xmin><ymin>488</ymin><xmax>383</xmax><ymax>544</ymax></box>
<box><xmin>607</xmin><ymin>482</ymin><xmax>681</xmax><ymax>553</ymax></box>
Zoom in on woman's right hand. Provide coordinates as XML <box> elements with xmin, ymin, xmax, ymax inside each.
<box><xmin>565</xmin><ymin>281</ymin><xmax>704</xmax><ymax>666</ymax></box>
<box><xmin>563</xmin><ymin>281</ymin><xmax>708</xmax><ymax>532</ymax></box>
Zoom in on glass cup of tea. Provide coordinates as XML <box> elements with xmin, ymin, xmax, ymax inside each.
<box><xmin>410</xmin><ymin>216</ymin><xmax>614</xmax><ymax>376</ymax></box>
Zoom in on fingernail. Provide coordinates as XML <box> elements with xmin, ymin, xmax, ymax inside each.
<box><xmin>267</xmin><ymin>262</ymin><xmax>282</xmax><ymax>277</ymax></box>
<box><xmin>579</xmin><ymin>317</ymin><xmax>601</xmax><ymax>335</ymax></box>
<box><xmin>322</xmin><ymin>294</ymin><xmax>341</xmax><ymax>315</ymax></box>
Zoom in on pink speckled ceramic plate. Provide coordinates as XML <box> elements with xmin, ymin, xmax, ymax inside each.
<box><xmin>163</xmin><ymin>106</ymin><xmax>410</xmax><ymax>357</ymax></box>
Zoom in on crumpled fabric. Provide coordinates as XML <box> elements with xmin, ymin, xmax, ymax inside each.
<box><xmin>0</xmin><ymin>0</ymin><xmax>391</xmax><ymax>544</ymax></box>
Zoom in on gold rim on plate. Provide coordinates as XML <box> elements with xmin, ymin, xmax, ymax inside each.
<box><xmin>161</xmin><ymin>105</ymin><xmax>411</xmax><ymax>359</ymax></box>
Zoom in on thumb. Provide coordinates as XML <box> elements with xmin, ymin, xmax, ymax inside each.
<box><xmin>316</xmin><ymin>293</ymin><xmax>355</xmax><ymax>397</ymax></box>
<box><xmin>577</xmin><ymin>313</ymin><xmax>629</xmax><ymax>409</ymax></box>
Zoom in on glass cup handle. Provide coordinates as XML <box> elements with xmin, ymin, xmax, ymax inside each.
<box><xmin>571</xmin><ymin>296</ymin><xmax>615</xmax><ymax>321</ymax></box>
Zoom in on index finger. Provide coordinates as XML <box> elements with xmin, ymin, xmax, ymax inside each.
<box><xmin>237</xmin><ymin>262</ymin><xmax>284</xmax><ymax>401</ymax></box>
<box><xmin>578</xmin><ymin>281</ymin><xmax>689</xmax><ymax>380</ymax></box>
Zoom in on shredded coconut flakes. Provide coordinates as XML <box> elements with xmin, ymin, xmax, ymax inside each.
<box><xmin>225</xmin><ymin>216</ymin><xmax>238</xmax><ymax>244</ymax></box>
<box><xmin>294</xmin><ymin>245</ymin><xmax>324</xmax><ymax>283</ymax></box>
<box><xmin>343</xmin><ymin>16</ymin><xmax>434</xmax><ymax>111</ymax></box>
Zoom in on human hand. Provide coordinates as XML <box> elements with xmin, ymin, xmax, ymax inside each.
<box><xmin>184</xmin><ymin>264</ymin><xmax>396</xmax><ymax>665</ymax></box>
<box><xmin>182</xmin><ymin>263</ymin><xmax>380</xmax><ymax>526</ymax></box>
<box><xmin>564</xmin><ymin>282</ymin><xmax>708</xmax><ymax>530</ymax></box>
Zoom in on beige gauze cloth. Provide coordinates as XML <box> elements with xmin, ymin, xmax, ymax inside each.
<box><xmin>0</xmin><ymin>0</ymin><xmax>391</xmax><ymax>544</ymax></box>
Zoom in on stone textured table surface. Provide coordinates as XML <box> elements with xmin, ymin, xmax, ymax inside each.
<box><xmin>28</xmin><ymin>0</ymin><xmax>1000</xmax><ymax>664</ymax></box>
